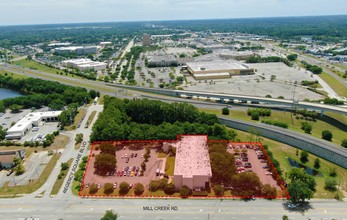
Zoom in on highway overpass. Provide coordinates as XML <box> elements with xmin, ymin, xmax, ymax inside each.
<box><xmin>107</xmin><ymin>84</ymin><xmax>347</xmax><ymax>115</ymax></box>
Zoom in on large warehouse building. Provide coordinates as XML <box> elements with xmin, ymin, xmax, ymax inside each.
<box><xmin>62</xmin><ymin>58</ymin><xmax>107</xmax><ymax>71</ymax></box>
<box><xmin>5</xmin><ymin>111</ymin><xmax>62</xmax><ymax>140</ymax></box>
<box><xmin>173</xmin><ymin>135</ymin><xmax>212</xmax><ymax>190</ymax></box>
<box><xmin>186</xmin><ymin>61</ymin><xmax>255</xmax><ymax>80</ymax></box>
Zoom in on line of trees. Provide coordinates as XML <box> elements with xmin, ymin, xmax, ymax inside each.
<box><xmin>91</xmin><ymin>97</ymin><xmax>237</xmax><ymax>141</ymax></box>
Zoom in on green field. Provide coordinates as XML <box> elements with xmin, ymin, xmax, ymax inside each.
<box><xmin>203</xmin><ymin>108</ymin><xmax>346</xmax><ymax>146</ymax></box>
<box><xmin>235</xmin><ymin>129</ymin><xmax>347</xmax><ymax>199</ymax></box>
<box><xmin>319</xmin><ymin>72</ymin><xmax>347</xmax><ymax>98</ymax></box>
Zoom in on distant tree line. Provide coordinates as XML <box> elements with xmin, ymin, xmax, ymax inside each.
<box><xmin>91</xmin><ymin>96</ymin><xmax>237</xmax><ymax>141</ymax></box>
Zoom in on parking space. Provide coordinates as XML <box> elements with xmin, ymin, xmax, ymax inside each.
<box><xmin>228</xmin><ymin>143</ymin><xmax>281</xmax><ymax>190</ymax></box>
<box><xmin>83</xmin><ymin>144</ymin><xmax>163</xmax><ymax>191</ymax></box>
<box><xmin>20</xmin><ymin>122</ymin><xmax>60</xmax><ymax>144</ymax></box>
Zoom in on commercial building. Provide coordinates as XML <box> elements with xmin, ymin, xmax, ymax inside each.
<box><xmin>54</xmin><ymin>46</ymin><xmax>98</xmax><ymax>55</ymax></box>
<box><xmin>0</xmin><ymin>149</ymin><xmax>25</xmax><ymax>170</ymax></box>
<box><xmin>173</xmin><ymin>136</ymin><xmax>212</xmax><ymax>190</ymax></box>
<box><xmin>61</xmin><ymin>58</ymin><xmax>107</xmax><ymax>71</ymax></box>
<box><xmin>143</xmin><ymin>34</ymin><xmax>152</xmax><ymax>46</ymax></box>
<box><xmin>219</xmin><ymin>51</ymin><xmax>255</xmax><ymax>60</ymax></box>
<box><xmin>186</xmin><ymin>61</ymin><xmax>255</xmax><ymax>80</ymax></box>
<box><xmin>147</xmin><ymin>55</ymin><xmax>178</xmax><ymax>67</ymax></box>
<box><xmin>5</xmin><ymin>111</ymin><xmax>62</xmax><ymax>140</ymax></box>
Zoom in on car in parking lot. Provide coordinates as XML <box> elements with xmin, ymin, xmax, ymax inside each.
<box><xmin>85</xmin><ymin>183</ymin><xmax>90</xmax><ymax>188</ymax></box>
<box><xmin>97</xmin><ymin>183</ymin><xmax>101</xmax><ymax>189</ymax></box>
<box><xmin>126</xmin><ymin>158</ymin><xmax>129</xmax><ymax>163</ymax></box>
<box><xmin>287</xmin><ymin>203</ymin><xmax>296</xmax><ymax>209</ymax></box>
<box><xmin>113</xmin><ymin>182</ymin><xmax>118</xmax><ymax>189</ymax></box>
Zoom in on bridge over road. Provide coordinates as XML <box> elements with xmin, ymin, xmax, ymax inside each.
<box><xmin>107</xmin><ymin>84</ymin><xmax>347</xmax><ymax>116</ymax></box>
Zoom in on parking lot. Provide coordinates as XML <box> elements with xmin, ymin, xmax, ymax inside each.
<box><xmin>21</xmin><ymin>122</ymin><xmax>60</xmax><ymax>144</ymax></box>
<box><xmin>82</xmin><ymin>144</ymin><xmax>164</xmax><ymax>192</ymax></box>
<box><xmin>227</xmin><ymin>143</ymin><xmax>281</xmax><ymax>190</ymax></box>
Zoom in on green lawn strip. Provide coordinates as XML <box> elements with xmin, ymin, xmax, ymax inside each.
<box><xmin>235</xmin><ymin>129</ymin><xmax>347</xmax><ymax>199</ymax></box>
<box><xmin>8</xmin><ymin>65</ymin><xmax>116</xmax><ymax>93</ymax></box>
<box><xmin>50</xmin><ymin>159</ymin><xmax>73</xmax><ymax>196</ymax></box>
<box><xmin>13</xmin><ymin>59</ymin><xmax>81</xmax><ymax>79</ymax></box>
<box><xmin>165</xmin><ymin>156</ymin><xmax>175</xmax><ymax>176</ymax></box>
<box><xmin>157</xmin><ymin>152</ymin><xmax>167</xmax><ymax>158</ymax></box>
<box><xmin>72</xmin><ymin>181</ymin><xmax>81</xmax><ymax>196</ymax></box>
<box><xmin>85</xmin><ymin>111</ymin><xmax>97</xmax><ymax>128</ymax></box>
<box><xmin>318</xmin><ymin>72</ymin><xmax>347</xmax><ymax>97</ymax></box>
<box><xmin>0</xmin><ymin>154</ymin><xmax>60</xmax><ymax>196</ymax></box>
<box><xmin>202</xmin><ymin>108</ymin><xmax>346</xmax><ymax>146</ymax></box>
<box><xmin>0</xmin><ymin>70</ymin><xmax>27</xmax><ymax>79</ymax></box>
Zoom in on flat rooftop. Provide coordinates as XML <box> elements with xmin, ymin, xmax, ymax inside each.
<box><xmin>174</xmin><ymin>136</ymin><xmax>212</xmax><ymax>178</ymax></box>
<box><xmin>7</xmin><ymin>111</ymin><xmax>62</xmax><ymax>133</ymax></box>
<box><xmin>187</xmin><ymin>61</ymin><xmax>248</xmax><ymax>72</ymax></box>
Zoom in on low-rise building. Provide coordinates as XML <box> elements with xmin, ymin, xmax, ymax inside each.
<box><xmin>61</xmin><ymin>58</ymin><xmax>107</xmax><ymax>71</ymax></box>
<box><xmin>54</xmin><ymin>46</ymin><xmax>98</xmax><ymax>55</ymax></box>
<box><xmin>173</xmin><ymin>136</ymin><xmax>212</xmax><ymax>190</ymax></box>
<box><xmin>5</xmin><ymin>111</ymin><xmax>62</xmax><ymax>140</ymax></box>
<box><xmin>186</xmin><ymin>61</ymin><xmax>254</xmax><ymax>80</ymax></box>
<box><xmin>147</xmin><ymin>55</ymin><xmax>178</xmax><ymax>67</ymax></box>
<box><xmin>0</xmin><ymin>149</ymin><xmax>25</xmax><ymax>170</ymax></box>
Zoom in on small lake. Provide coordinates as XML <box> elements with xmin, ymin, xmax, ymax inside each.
<box><xmin>287</xmin><ymin>158</ymin><xmax>322</xmax><ymax>176</ymax></box>
<box><xmin>0</xmin><ymin>88</ymin><xmax>23</xmax><ymax>100</ymax></box>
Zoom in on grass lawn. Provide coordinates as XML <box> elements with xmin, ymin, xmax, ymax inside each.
<box><xmin>0</xmin><ymin>70</ymin><xmax>27</xmax><ymax>79</ymax></box>
<box><xmin>235</xmin><ymin>129</ymin><xmax>347</xmax><ymax>199</ymax></box>
<box><xmin>50</xmin><ymin>159</ymin><xmax>73</xmax><ymax>196</ymax></box>
<box><xmin>50</xmin><ymin>134</ymin><xmax>70</xmax><ymax>150</ymax></box>
<box><xmin>165</xmin><ymin>156</ymin><xmax>175</xmax><ymax>176</ymax></box>
<box><xmin>0</xmin><ymin>154</ymin><xmax>60</xmax><ymax>196</ymax></box>
<box><xmin>65</xmin><ymin>108</ymin><xmax>87</xmax><ymax>131</ymax></box>
<box><xmin>157</xmin><ymin>152</ymin><xmax>167</xmax><ymax>158</ymax></box>
<box><xmin>72</xmin><ymin>180</ymin><xmax>81</xmax><ymax>196</ymax></box>
<box><xmin>84</xmin><ymin>111</ymin><xmax>97</xmax><ymax>128</ymax></box>
<box><xmin>318</xmin><ymin>72</ymin><xmax>347</xmax><ymax>98</ymax></box>
<box><xmin>98</xmin><ymin>95</ymin><xmax>105</xmax><ymax>104</ymax></box>
<box><xmin>202</xmin><ymin>108</ymin><xmax>346</xmax><ymax>146</ymax></box>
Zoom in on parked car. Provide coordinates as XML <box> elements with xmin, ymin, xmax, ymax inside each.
<box><xmin>126</xmin><ymin>158</ymin><xmax>129</xmax><ymax>163</ymax></box>
<box><xmin>85</xmin><ymin>183</ymin><xmax>90</xmax><ymax>188</ymax></box>
<box><xmin>97</xmin><ymin>183</ymin><xmax>101</xmax><ymax>189</ymax></box>
<box><xmin>134</xmin><ymin>153</ymin><xmax>137</xmax><ymax>157</ymax></box>
<box><xmin>113</xmin><ymin>182</ymin><xmax>118</xmax><ymax>189</ymax></box>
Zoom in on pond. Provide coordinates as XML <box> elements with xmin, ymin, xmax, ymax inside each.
<box><xmin>0</xmin><ymin>88</ymin><xmax>23</xmax><ymax>100</ymax></box>
<box><xmin>287</xmin><ymin>158</ymin><xmax>322</xmax><ymax>176</ymax></box>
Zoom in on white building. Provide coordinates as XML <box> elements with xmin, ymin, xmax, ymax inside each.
<box><xmin>173</xmin><ymin>136</ymin><xmax>212</xmax><ymax>190</ymax></box>
<box><xmin>54</xmin><ymin>46</ymin><xmax>98</xmax><ymax>55</ymax></box>
<box><xmin>5</xmin><ymin>111</ymin><xmax>62</xmax><ymax>140</ymax></box>
<box><xmin>61</xmin><ymin>59</ymin><xmax>107</xmax><ymax>71</ymax></box>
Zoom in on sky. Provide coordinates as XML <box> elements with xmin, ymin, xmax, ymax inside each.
<box><xmin>0</xmin><ymin>0</ymin><xmax>346</xmax><ymax>25</ymax></box>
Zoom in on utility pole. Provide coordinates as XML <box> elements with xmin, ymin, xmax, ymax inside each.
<box><xmin>290</xmin><ymin>84</ymin><xmax>297</xmax><ymax>125</ymax></box>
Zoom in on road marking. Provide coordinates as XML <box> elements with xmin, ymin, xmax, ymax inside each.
<box><xmin>199</xmin><ymin>209</ymin><xmax>203</xmax><ymax>212</ymax></box>
<box><xmin>17</xmin><ymin>207</ymin><xmax>22</xmax><ymax>211</ymax></box>
<box><xmin>89</xmin><ymin>208</ymin><xmax>94</xmax><ymax>211</ymax></box>
<box><xmin>324</xmin><ymin>210</ymin><xmax>327</xmax><ymax>213</ymax></box>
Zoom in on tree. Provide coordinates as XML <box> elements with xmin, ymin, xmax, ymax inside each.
<box><xmin>75</xmin><ymin>133</ymin><xmax>83</xmax><ymax>144</ymax></box>
<box><xmin>48</xmin><ymin>99</ymin><xmax>66</xmax><ymax>110</ymax></box>
<box><xmin>134</xmin><ymin>183</ymin><xmax>144</xmax><ymax>196</ymax></box>
<box><xmin>100</xmin><ymin>210</ymin><xmax>118</xmax><ymax>220</ymax></box>
<box><xmin>313</xmin><ymin>158</ymin><xmax>320</xmax><ymax>170</ymax></box>
<box><xmin>9</xmin><ymin>104</ymin><xmax>22</xmax><ymax>113</ymax></box>
<box><xmin>301</xmin><ymin>122</ymin><xmax>312</xmax><ymax>134</ymax></box>
<box><xmin>103</xmin><ymin>183</ymin><xmax>114</xmax><ymax>194</ymax></box>
<box><xmin>213</xmin><ymin>185</ymin><xmax>224</xmax><ymax>197</ymax></box>
<box><xmin>99</xmin><ymin>143</ymin><xmax>116</xmax><ymax>155</ymax></box>
<box><xmin>324</xmin><ymin>178</ymin><xmax>337</xmax><ymax>192</ymax></box>
<box><xmin>15</xmin><ymin>164</ymin><xmax>25</xmax><ymax>175</ymax></box>
<box><xmin>89</xmin><ymin>183</ymin><xmax>98</xmax><ymax>194</ymax></box>
<box><xmin>180</xmin><ymin>185</ymin><xmax>192</xmax><ymax>197</ymax></box>
<box><xmin>149</xmin><ymin>180</ymin><xmax>160</xmax><ymax>192</ymax></box>
<box><xmin>0</xmin><ymin>125</ymin><xmax>5</xmax><ymax>141</ymax></box>
<box><xmin>251</xmin><ymin>111</ymin><xmax>259</xmax><ymax>120</ymax></box>
<box><xmin>61</xmin><ymin>162</ymin><xmax>69</xmax><ymax>171</ymax></box>
<box><xmin>222</xmin><ymin>107</ymin><xmax>229</xmax><ymax>115</ymax></box>
<box><xmin>287</xmin><ymin>180</ymin><xmax>314</xmax><ymax>203</ymax></box>
<box><xmin>287</xmin><ymin>54</ymin><xmax>298</xmax><ymax>61</ymax></box>
<box><xmin>287</xmin><ymin>168</ymin><xmax>316</xmax><ymax>203</ymax></box>
<box><xmin>322</xmin><ymin>130</ymin><xmax>333</xmax><ymax>141</ymax></box>
<box><xmin>119</xmin><ymin>182</ymin><xmax>130</xmax><ymax>195</ymax></box>
<box><xmin>341</xmin><ymin>139</ymin><xmax>347</xmax><ymax>148</ymax></box>
<box><xmin>94</xmin><ymin>154</ymin><xmax>116</xmax><ymax>175</ymax></box>
<box><xmin>300</xmin><ymin>151</ymin><xmax>309</xmax><ymax>164</ymax></box>
<box><xmin>282</xmin><ymin>215</ymin><xmax>289</xmax><ymax>220</ymax></box>
<box><xmin>230</xmin><ymin>172</ymin><xmax>262</xmax><ymax>196</ymax></box>
<box><xmin>163</xmin><ymin>183</ymin><xmax>176</xmax><ymax>195</ymax></box>
<box><xmin>261</xmin><ymin>184</ymin><xmax>277</xmax><ymax>197</ymax></box>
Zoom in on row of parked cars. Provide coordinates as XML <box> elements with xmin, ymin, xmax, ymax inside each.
<box><xmin>84</xmin><ymin>182</ymin><xmax>118</xmax><ymax>189</ymax></box>
<box><xmin>114</xmin><ymin>166</ymin><xmax>142</xmax><ymax>177</ymax></box>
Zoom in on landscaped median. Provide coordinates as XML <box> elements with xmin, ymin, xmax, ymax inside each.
<box><xmin>50</xmin><ymin>159</ymin><xmax>73</xmax><ymax>196</ymax></box>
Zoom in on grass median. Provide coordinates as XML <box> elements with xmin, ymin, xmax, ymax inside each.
<box><xmin>50</xmin><ymin>159</ymin><xmax>73</xmax><ymax>196</ymax></box>
<box><xmin>318</xmin><ymin>72</ymin><xmax>347</xmax><ymax>98</ymax></box>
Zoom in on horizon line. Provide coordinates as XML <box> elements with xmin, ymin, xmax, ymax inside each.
<box><xmin>1</xmin><ymin>13</ymin><xmax>346</xmax><ymax>27</ymax></box>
